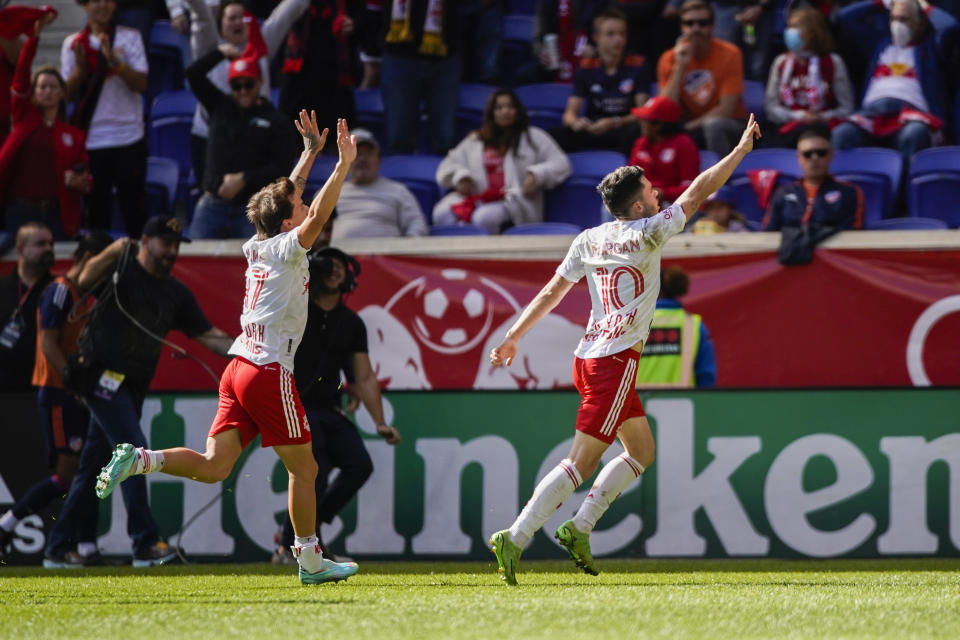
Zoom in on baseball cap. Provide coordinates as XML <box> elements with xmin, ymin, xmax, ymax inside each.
<box><xmin>352</xmin><ymin>128</ymin><xmax>379</xmax><ymax>151</ymax></box>
<box><xmin>143</xmin><ymin>216</ymin><xmax>191</xmax><ymax>243</ymax></box>
<box><xmin>630</xmin><ymin>96</ymin><xmax>682</xmax><ymax>124</ymax></box>
<box><xmin>228</xmin><ymin>57</ymin><xmax>260</xmax><ymax>82</ymax></box>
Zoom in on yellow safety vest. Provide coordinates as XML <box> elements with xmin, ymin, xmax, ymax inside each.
<box><xmin>636</xmin><ymin>307</ymin><xmax>701</xmax><ymax>388</ymax></box>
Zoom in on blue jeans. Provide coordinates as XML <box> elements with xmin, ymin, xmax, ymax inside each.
<box><xmin>45</xmin><ymin>388</ymin><xmax>160</xmax><ymax>556</ymax></box>
<box><xmin>190</xmin><ymin>192</ymin><xmax>256</xmax><ymax>239</ymax></box>
<box><xmin>831</xmin><ymin>98</ymin><xmax>932</xmax><ymax>166</ymax></box>
<box><xmin>381</xmin><ymin>54</ymin><xmax>461</xmax><ymax>154</ymax></box>
<box><xmin>712</xmin><ymin>3</ymin><xmax>775</xmax><ymax>81</ymax></box>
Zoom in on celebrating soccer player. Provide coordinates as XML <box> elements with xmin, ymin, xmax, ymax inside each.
<box><xmin>487</xmin><ymin>114</ymin><xmax>762</xmax><ymax>585</ymax></box>
<box><xmin>94</xmin><ymin>111</ymin><xmax>360</xmax><ymax>585</ymax></box>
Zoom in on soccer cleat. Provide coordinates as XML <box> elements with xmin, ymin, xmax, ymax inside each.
<box><xmin>42</xmin><ymin>550</ymin><xmax>86</xmax><ymax>569</ymax></box>
<box><xmin>132</xmin><ymin>541</ymin><xmax>179</xmax><ymax>568</ymax></box>
<box><xmin>95</xmin><ymin>443</ymin><xmax>137</xmax><ymax>499</ymax></box>
<box><xmin>0</xmin><ymin>527</ymin><xmax>13</xmax><ymax>560</ymax></box>
<box><xmin>298</xmin><ymin>558</ymin><xmax>359</xmax><ymax>585</ymax></box>
<box><xmin>555</xmin><ymin>519</ymin><xmax>599</xmax><ymax>576</ymax></box>
<box><xmin>489</xmin><ymin>529</ymin><xmax>521</xmax><ymax>586</ymax></box>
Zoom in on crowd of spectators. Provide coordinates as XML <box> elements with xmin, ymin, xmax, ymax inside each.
<box><xmin>0</xmin><ymin>0</ymin><xmax>958</xmax><ymax>241</ymax></box>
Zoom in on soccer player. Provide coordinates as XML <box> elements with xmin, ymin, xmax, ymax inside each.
<box><xmin>94</xmin><ymin>111</ymin><xmax>360</xmax><ymax>585</ymax></box>
<box><xmin>487</xmin><ymin>114</ymin><xmax>762</xmax><ymax>586</ymax></box>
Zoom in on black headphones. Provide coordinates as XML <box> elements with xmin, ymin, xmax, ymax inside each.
<box><xmin>307</xmin><ymin>246</ymin><xmax>361</xmax><ymax>294</ymax></box>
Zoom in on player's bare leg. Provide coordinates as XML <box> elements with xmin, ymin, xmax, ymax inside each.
<box><xmin>559</xmin><ymin>417</ymin><xmax>654</xmax><ymax>574</ymax></box>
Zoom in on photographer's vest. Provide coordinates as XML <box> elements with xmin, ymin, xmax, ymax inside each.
<box><xmin>636</xmin><ymin>307</ymin><xmax>701</xmax><ymax>388</ymax></box>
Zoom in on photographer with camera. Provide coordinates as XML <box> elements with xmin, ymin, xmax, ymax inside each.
<box><xmin>43</xmin><ymin>215</ymin><xmax>233</xmax><ymax>568</ymax></box>
<box><xmin>272</xmin><ymin>246</ymin><xmax>401</xmax><ymax>564</ymax></box>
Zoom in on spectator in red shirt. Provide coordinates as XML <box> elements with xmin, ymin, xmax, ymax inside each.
<box><xmin>628</xmin><ymin>95</ymin><xmax>699</xmax><ymax>203</ymax></box>
<box><xmin>0</xmin><ymin>16</ymin><xmax>92</xmax><ymax>245</ymax></box>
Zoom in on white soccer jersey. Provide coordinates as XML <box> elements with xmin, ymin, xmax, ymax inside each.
<box><xmin>228</xmin><ymin>229</ymin><xmax>309</xmax><ymax>371</ymax></box>
<box><xmin>557</xmin><ymin>202</ymin><xmax>686</xmax><ymax>359</ymax></box>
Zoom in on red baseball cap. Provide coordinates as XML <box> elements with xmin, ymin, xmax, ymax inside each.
<box><xmin>631</xmin><ymin>96</ymin><xmax>681</xmax><ymax>123</ymax></box>
<box><xmin>228</xmin><ymin>57</ymin><xmax>260</xmax><ymax>82</ymax></box>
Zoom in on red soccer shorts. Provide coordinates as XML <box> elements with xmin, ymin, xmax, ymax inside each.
<box><xmin>208</xmin><ymin>357</ymin><xmax>311</xmax><ymax>448</ymax></box>
<box><xmin>572</xmin><ymin>350</ymin><xmax>646</xmax><ymax>444</ymax></box>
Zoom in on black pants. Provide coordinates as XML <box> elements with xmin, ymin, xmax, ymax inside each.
<box><xmin>86</xmin><ymin>138</ymin><xmax>147</xmax><ymax>236</ymax></box>
<box><xmin>549</xmin><ymin>123</ymin><xmax>640</xmax><ymax>156</ymax></box>
<box><xmin>280</xmin><ymin>406</ymin><xmax>374</xmax><ymax>548</ymax></box>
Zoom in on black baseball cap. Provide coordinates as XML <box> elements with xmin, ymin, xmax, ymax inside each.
<box><xmin>143</xmin><ymin>216</ymin><xmax>191</xmax><ymax>242</ymax></box>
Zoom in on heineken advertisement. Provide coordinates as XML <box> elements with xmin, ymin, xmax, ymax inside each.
<box><xmin>3</xmin><ymin>389</ymin><xmax>959</xmax><ymax>561</ymax></box>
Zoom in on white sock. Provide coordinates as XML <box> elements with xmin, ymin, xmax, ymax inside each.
<box><xmin>77</xmin><ymin>542</ymin><xmax>98</xmax><ymax>557</ymax></box>
<box><xmin>132</xmin><ymin>448</ymin><xmax>165</xmax><ymax>475</ymax></box>
<box><xmin>0</xmin><ymin>510</ymin><xmax>17</xmax><ymax>532</ymax></box>
<box><xmin>572</xmin><ymin>453</ymin><xmax>645</xmax><ymax>534</ymax></box>
<box><xmin>292</xmin><ymin>534</ymin><xmax>324</xmax><ymax>573</ymax></box>
<box><xmin>509</xmin><ymin>459</ymin><xmax>582</xmax><ymax>549</ymax></box>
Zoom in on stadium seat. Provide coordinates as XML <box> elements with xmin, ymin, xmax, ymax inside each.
<box><xmin>546</xmin><ymin>151</ymin><xmax>625</xmax><ymax>228</ymax></box>
<box><xmin>508</xmin><ymin>0</ymin><xmax>537</xmax><ymax>14</ymax></box>
<box><xmin>831</xmin><ymin>147</ymin><xmax>902</xmax><ymax>222</ymax></box>
<box><xmin>354</xmin><ymin>87</ymin><xmax>386</xmax><ymax>147</ymax></box>
<box><xmin>456</xmin><ymin>83</ymin><xmax>496</xmax><ymax>139</ymax></box>
<box><xmin>504</xmin><ymin>222</ymin><xmax>582</xmax><ymax>235</ymax></box>
<box><xmin>867</xmin><ymin>217</ymin><xmax>949</xmax><ymax>230</ymax></box>
<box><xmin>743</xmin><ymin>80</ymin><xmax>765</xmax><ymax>122</ymax></box>
<box><xmin>907</xmin><ymin>146</ymin><xmax>960</xmax><ymax>227</ymax></box>
<box><xmin>515</xmin><ymin>83</ymin><xmax>572</xmax><ymax>130</ymax></box>
<box><xmin>500</xmin><ymin>14</ymin><xmax>535</xmax><ymax>83</ymax></box>
<box><xmin>146</xmin><ymin>156</ymin><xmax>180</xmax><ymax>216</ymax></box>
<box><xmin>147</xmin><ymin>21</ymin><xmax>185</xmax><ymax>109</ymax></box>
<box><xmin>732</xmin><ymin>148</ymin><xmax>800</xmax><ymax>178</ymax></box>
<box><xmin>270</xmin><ymin>87</ymin><xmax>280</xmax><ymax>108</ymax></box>
<box><xmin>699</xmin><ymin>150</ymin><xmax>719</xmax><ymax>172</ymax></box>
<box><xmin>379</xmin><ymin>154</ymin><xmax>444</xmax><ymax>216</ymax></box>
<box><xmin>429</xmin><ymin>224</ymin><xmax>491</xmax><ymax>236</ymax></box>
<box><xmin>305</xmin><ymin>156</ymin><xmax>340</xmax><ymax>201</ymax></box>
<box><xmin>149</xmin><ymin>90</ymin><xmax>197</xmax><ymax>174</ymax></box>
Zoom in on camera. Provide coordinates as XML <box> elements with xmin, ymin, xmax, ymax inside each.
<box><xmin>307</xmin><ymin>247</ymin><xmax>361</xmax><ymax>294</ymax></box>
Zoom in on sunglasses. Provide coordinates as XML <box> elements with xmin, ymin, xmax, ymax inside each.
<box><xmin>230</xmin><ymin>80</ymin><xmax>256</xmax><ymax>92</ymax></box>
<box><xmin>800</xmin><ymin>148</ymin><xmax>831</xmax><ymax>159</ymax></box>
<box><xmin>681</xmin><ymin>18</ymin><xmax>713</xmax><ymax>27</ymax></box>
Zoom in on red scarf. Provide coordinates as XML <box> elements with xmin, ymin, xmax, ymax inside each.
<box><xmin>71</xmin><ymin>23</ymin><xmax>117</xmax><ymax>78</ymax></box>
<box><xmin>0</xmin><ymin>5</ymin><xmax>57</xmax><ymax>40</ymax></box>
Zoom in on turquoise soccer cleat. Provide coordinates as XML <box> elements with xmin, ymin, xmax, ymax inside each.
<box><xmin>489</xmin><ymin>529</ymin><xmax>522</xmax><ymax>586</ymax></box>
<box><xmin>555</xmin><ymin>519</ymin><xmax>599</xmax><ymax>576</ymax></box>
<box><xmin>95</xmin><ymin>443</ymin><xmax>137</xmax><ymax>499</ymax></box>
<box><xmin>299</xmin><ymin>558</ymin><xmax>360</xmax><ymax>585</ymax></box>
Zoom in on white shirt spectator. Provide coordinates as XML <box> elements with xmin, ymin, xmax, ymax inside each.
<box><xmin>332</xmin><ymin>177</ymin><xmax>428</xmax><ymax>240</ymax></box>
<box><xmin>861</xmin><ymin>44</ymin><xmax>929</xmax><ymax>112</ymax></box>
<box><xmin>60</xmin><ymin>25</ymin><xmax>148</xmax><ymax>150</ymax></box>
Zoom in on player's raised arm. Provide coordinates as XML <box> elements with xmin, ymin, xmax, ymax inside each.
<box><xmin>289</xmin><ymin>109</ymin><xmax>328</xmax><ymax>202</ymax></box>
<box><xmin>674</xmin><ymin>114</ymin><xmax>761</xmax><ymax>218</ymax></box>
<box><xmin>490</xmin><ymin>274</ymin><xmax>576</xmax><ymax>366</ymax></box>
<box><xmin>298</xmin><ymin>118</ymin><xmax>356</xmax><ymax>249</ymax></box>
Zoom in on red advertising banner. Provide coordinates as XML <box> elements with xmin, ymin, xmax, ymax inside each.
<box><xmin>144</xmin><ymin>248</ymin><xmax>960</xmax><ymax>391</ymax></box>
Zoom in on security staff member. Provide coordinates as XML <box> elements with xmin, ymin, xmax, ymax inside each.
<box><xmin>275</xmin><ymin>247</ymin><xmax>401</xmax><ymax>562</ymax></box>
<box><xmin>636</xmin><ymin>265</ymin><xmax>716</xmax><ymax>388</ymax></box>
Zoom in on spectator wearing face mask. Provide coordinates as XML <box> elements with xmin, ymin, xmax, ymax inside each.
<box><xmin>832</xmin><ymin>0</ymin><xmax>956</xmax><ymax>171</ymax></box>
<box><xmin>763</xmin><ymin>8</ymin><xmax>854</xmax><ymax>148</ymax></box>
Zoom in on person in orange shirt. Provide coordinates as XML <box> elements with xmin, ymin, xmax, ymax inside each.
<box><xmin>0</xmin><ymin>230</ymin><xmax>112</xmax><ymax>565</ymax></box>
<box><xmin>657</xmin><ymin>0</ymin><xmax>745</xmax><ymax>156</ymax></box>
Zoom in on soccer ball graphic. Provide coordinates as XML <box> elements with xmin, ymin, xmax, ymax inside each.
<box><xmin>405</xmin><ymin>269</ymin><xmax>500</xmax><ymax>355</ymax></box>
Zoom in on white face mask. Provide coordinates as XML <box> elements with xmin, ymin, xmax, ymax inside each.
<box><xmin>891</xmin><ymin>20</ymin><xmax>912</xmax><ymax>47</ymax></box>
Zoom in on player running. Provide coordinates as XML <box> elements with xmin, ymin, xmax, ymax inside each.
<box><xmin>487</xmin><ymin>114</ymin><xmax>762</xmax><ymax>585</ymax></box>
<box><xmin>94</xmin><ymin>111</ymin><xmax>359</xmax><ymax>585</ymax></box>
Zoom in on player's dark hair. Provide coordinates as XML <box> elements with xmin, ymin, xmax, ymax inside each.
<box><xmin>74</xmin><ymin>230</ymin><xmax>113</xmax><ymax>261</ymax></box>
<box><xmin>597</xmin><ymin>166</ymin><xmax>645</xmax><ymax>219</ymax></box>
<box><xmin>660</xmin><ymin>265</ymin><xmax>690</xmax><ymax>299</ymax></box>
<box><xmin>247</xmin><ymin>178</ymin><xmax>295</xmax><ymax>238</ymax></box>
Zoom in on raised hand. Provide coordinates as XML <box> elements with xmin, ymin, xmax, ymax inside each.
<box><xmin>293</xmin><ymin>109</ymin><xmax>328</xmax><ymax>156</ymax></box>
<box><xmin>336</xmin><ymin>118</ymin><xmax>357</xmax><ymax>165</ymax></box>
<box><xmin>737</xmin><ymin>112</ymin><xmax>762</xmax><ymax>154</ymax></box>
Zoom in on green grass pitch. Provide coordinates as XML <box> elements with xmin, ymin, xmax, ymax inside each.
<box><xmin>2</xmin><ymin>559</ymin><xmax>959</xmax><ymax>639</ymax></box>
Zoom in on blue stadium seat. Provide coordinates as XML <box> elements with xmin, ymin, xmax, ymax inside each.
<box><xmin>379</xmin><ymin>154</ymin><xmax>443</xmax><ymax>216</ymax></box>
<box><xmin>430</xmin><ymin>224</ymin><xmax>491</xmax><ymax>236</ymax></box>
<box><xmin>500</xmin><ymin>14</ymin><xmax>535</xmax><ymax>82</ymax></box>
<box><xmin>732</xmin><ymin>148</ymin><xmax>800</xmax><ymax>178</ymax></box>
<box><xmin>831</xmin><ymin>147</ymin><xmax>902</xmax><ymax>222</ymax></box>
<box><xmin>305</xmin><ymin>156</ymin><xmax>340</xmax><ymax>201</ymax></box>
<box><xmin>354</xmin><ymin>87</ymin><xmax>386</xmax><ymax>147</ymax></box>
<box><xmin>726</xmin><ymin>174</ymin><xmax>794</xmax><ymax>223</ymax></box>
<box><xmin>149</xmin><ymin>90</ymin><xmax>196</xmax><ymax>174</ymax></box>
<box><xmin>504</xmin><ymin>222</ymin><xmax>582</xmax><ymax>235</ymax></box>
<box><xmin>508</xmin><ymin>0</ymin><xmax>537</xmax><ymax>14</ymax></box>
<box><xmin>147</xmin><ymin>21</ymin><xmax>185</xmax><ymax>110</ymax></box>
<box><xmin>515</xmin><ymin>83</ymin><xmax>572</xmax><ymax>130</ymax></box>
<box><xmin>270</xmin><ymin>87</ymin><xmax>280</xmax><ymax>108</ymax></box>
<box><xmin>867</xmin><ymin>217</ymin><xmax>949</xmax><ymax>230</ymax></box>
<box><xmin>743</xmin><ymin>80</ymin><xmax>765</xmax><ymax>122</ymax></box>
<box><xmin>456</xmin><ymin>83</ymin><xmax>496</xmax><ymax>139</ymax></box>
<box><xmin>699</xmin><ymin>150</ymin><xmax>719</xmax><ymax>172</ymax></box>
<box><xmin>546</xmin><ymin>151</ymin><xmax>626</xmax><ymax>228</ymax></box>
<box><xmin>146</xmin><ymin>156</ymin><xmax>179</xmax><ymax>215</ymax></box>
<box><xmin>907</xmin><ymin>146</ymin><xmax>960</xmax><ymax>227</ymax></box>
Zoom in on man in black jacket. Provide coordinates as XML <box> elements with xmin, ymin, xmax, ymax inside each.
<box><xmin>185</xmin><ymin>46</ymin><xmax>299</xmax><ymax>239</ymax></box>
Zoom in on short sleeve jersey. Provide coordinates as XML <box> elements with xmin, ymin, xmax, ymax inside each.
<box><xmin>557</xmin><ymin>203</ymin><xmax>687</xmax><ymax>359</ymax></box>
<box><xmin>229</xmin><ymin>229</ymin><xmax>310</xmax><ymax>371</ymax></box>
<box><xmin>32</xmin><ymin>276</ymin><xmax>90</xmax><ymax>389</ymax></box>
<box><xmin>573</xmin><ymin>55</ymin><xmax>651</xmax><ymax>120</ymax></box>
